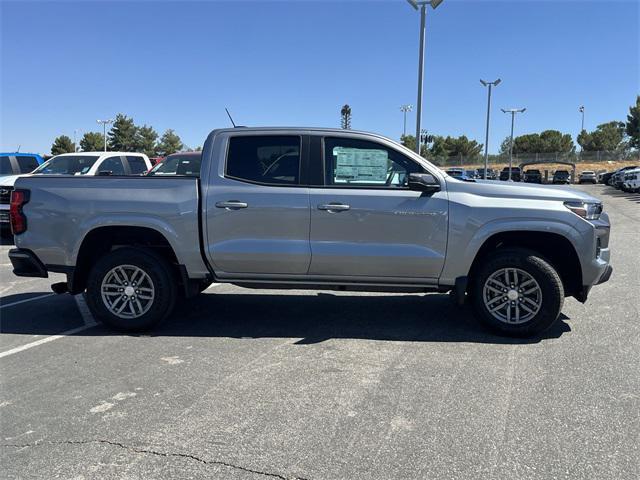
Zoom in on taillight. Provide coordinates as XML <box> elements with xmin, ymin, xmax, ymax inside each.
<box><xmin>10</xmin><ymin>189</ymin><xmax>30</xmax><ymax>235</ymax></box>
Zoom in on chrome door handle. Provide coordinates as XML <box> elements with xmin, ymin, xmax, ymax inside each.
<box><xmin>317</xmin><ymin>203</ymin><xmax>350</xmax><ymax>212</ymax></box>
<box><xmin>215</xmin><ymin>200</ymin><xmax>248</xmax><ymax>209</ymax></box>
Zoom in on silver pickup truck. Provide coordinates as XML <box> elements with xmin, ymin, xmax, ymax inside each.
<box><xmin>8</xmin><ymin>127</ymin><xmax>612</xmax><ymax>336</ymax></box>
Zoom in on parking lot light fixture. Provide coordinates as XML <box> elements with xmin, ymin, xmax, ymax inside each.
<box><xmin>480</xmin><ymin>78</ymin><xmax>501</xmax><ymax>179</ymax></box>
<box><xmin>400</xmin><ymin>104</ymin><xmax>413</xmax><ymax>137</ymax></box>
<box><xmin>405</xmin><ymin>0</ymin><xmax>445</xmax><ymax>155</ymax></box>
<box><xmin>96</xmin><ymin>119</ymin><xmax>114</xmax><ymax>152</ymax></box>
<box><xmin>501</xmin><ymin>108</ymin><xmax>526</xmax><ymax>181</ymax></box>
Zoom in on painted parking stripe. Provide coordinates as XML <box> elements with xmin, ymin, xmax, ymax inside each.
<box><xmin>0</xmin><ymin>295</ymin><xmax>97</xmax><ymax>360</ymax></box>
<box><xmin>0</xmin><ymin>293</ymin><xmax>54</xmax><ymax>309</ymax></box>
<box><xmin>0</xmin><ymin>323</ymin><xmax>96</xmax><ymax>359</ymax></box>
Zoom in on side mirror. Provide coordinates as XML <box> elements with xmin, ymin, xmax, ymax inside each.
<box><xmin>408</xmin><ymin>173</ymin><xmax>440</xmax><ymax>193</ymax></box>
<box><xmin>97</xmin><ymin>170</ymin><xmax>113</xmax><ymax>176</ymax></box>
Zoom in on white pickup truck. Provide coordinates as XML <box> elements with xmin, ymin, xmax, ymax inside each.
<box><xmin>8</xmin><ymin>128</ymin><xmax>612</xmax><ymax>337</ymax></box>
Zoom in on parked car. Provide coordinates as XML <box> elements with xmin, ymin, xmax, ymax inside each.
<box><xmin>476</xmin><ymin>168</ymin><xmax>497</xmax><ymax>180</ymax></box>
<box><xmin>147</xmin><ymin>152</ymin><xmax>202</xmax><ymax>177</ymax></box>
<box><xmin>599</xmin><ymin>171</ymin><xmax>614</xmax><ymax>185</ymax></box>
<box><xmin>523</xmin><ymin>169</ymin><xmax>542</xmax><ymax>184</ymax></box>
<box><xmin>465</xmin><ymin>169</ymin><xmax>477</xmax><ymax>179</ymax></box>
<box><xmin>578</xmin><ymin>171</ymin><xmax>597</xmax><ymax>184</ymax></box>
<box><xmin>621</xmin><ymin>168</ymin><xmax>640</xmax><ymax>193</ymax></box>
<box><xmin>32</xmin><ymin>151</ymin><xmax>151</xmax><ymax>176</ymax></box>
<box><xmin>0</xmin><ymin>153</ymin><xmax>44</xmax><ymax>233</ymax></box>
<box><xmin>610</xmin><ymin>166</ymin><xmax>639</xmax><ymax>189</ymax></box>
<box><xmin>499</xmin><ymin>167</ymin><xmax>521</xmax><ymax>181</ymax></box>
<box><xmin>445</xmin><ymin>168</ymin><xmax>474</xmax><ymax>181</ymax></box>
<box><xmin>9</xmin><ymin>127</ymin><xmax>612</xmax><ymax>338</ymax></box>
<box><xmin>552</xmin><ymin>170</ymin><xmax>571</xmax><ymax>184</ymax></box>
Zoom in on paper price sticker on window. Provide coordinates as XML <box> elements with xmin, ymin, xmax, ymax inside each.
<box><xmin>333</xmin><ymin>147</ymin><xmax>389</xmax><ymax>183</ymax></box>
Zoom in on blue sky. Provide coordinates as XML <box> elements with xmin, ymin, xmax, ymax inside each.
<box><xmin>1</xmin><ymin>0</ymin><xmax>638</xmax><ymax>154</ymax></box>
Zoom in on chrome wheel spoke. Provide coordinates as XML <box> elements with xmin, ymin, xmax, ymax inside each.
<box><xmin>101</xmin><ymin>264</ymin><xmax>155</xmax><ymax>320</ymax></box>
<box><xmin>483</xmin><ymin>268</ymin><xmax>542</xmax><ymax>325</ymax></box>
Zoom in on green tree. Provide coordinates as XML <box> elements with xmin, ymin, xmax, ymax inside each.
<box><xmin>156</xmin><ymin>129</ymin><xmax>183</xmax><ymax>156</ymax></box>
<box><xmin>500</xmin><ymin>130</ymin><xmax>575</xmax><ymax>154</ymax></box>
<box><xmin>626</xmin><ymin>95</ymin><xmax>640</xmax><ymax>150</ymax></box>
<box><xmin>51</xmin><ymin>135</ymin><xmax>75</xmax><ymax>155</ymax></box>
<box><xmin>400</xmin><ymin>134</ymin><xmax>416</xmax><ymax>151</ymax></box>
<box><xmin>108</xmin><ymin>113</ymin><xmax>138</xmax><ymax>151</ymax></box>
<box><xmin>135</xmin><ymin>125</ymin><xmax>159</xmax><ymax>157</ymax></box>
<box><xmin>577</xmin><ymin>121</ymin><xmax>626</xmax><ymax>151</ymax></box>
<box><xmin>79</xmin><ymin>131</ymin><xmax>104</xmax><ymax>152</ymax></box>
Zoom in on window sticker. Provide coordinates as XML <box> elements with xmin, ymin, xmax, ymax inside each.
<box><xmin>333</xmin><ymin>147</ymin><xmax>389</xmax><ymax>183</ymax></box>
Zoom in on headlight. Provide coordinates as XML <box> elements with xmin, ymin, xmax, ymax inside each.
<box><xmin>564</xmin><ymin>201</ymin><xmax>603</xmax><ymax>220</ymax></box>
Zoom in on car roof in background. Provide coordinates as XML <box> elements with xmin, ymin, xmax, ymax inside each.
<box><xmin>165</xmin><ymin>152</ymin><xmax>201</xmax><ymax>158</ymax></box>
<box><xmin>0</xmin><ymin>152</ymin><xmax>43</xmax><ymax>157</ymax></box>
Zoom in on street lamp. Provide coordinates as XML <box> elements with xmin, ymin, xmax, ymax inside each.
<box><xmin>479</xmin><ymin>78</ymin><xmax>501</xmax><ymax>179</ymax></box>
<box><xmin>400</xmin><ymin>104</ymin><xmax>413</xmax><ymax>137</ymax></box>
<box><xmin>406</xmin><ymin>0</ymin><xmax>445</xmax><ymax>155</ymax></box>
<box><xmin>579</xmin><ymin>105</ymin><xmax>585</xmax><ymax>132</ymax></box>
<box><xmin>501</xmin><ymin>107</ymin><xmax>526</xmax><ymax>181</ymax></box>
<box><xmin>96</xmin><ymin>119</ymin><xmax>114</xmax><ymax>152</ymax></box>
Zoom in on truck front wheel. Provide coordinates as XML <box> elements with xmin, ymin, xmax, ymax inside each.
<box><xmin>85</xmin><ymin>247</ymin><xmax>177</xmax><ymax>331</ymax></box>
<box><xmin>471</xmin><ymin>248</ymin><xmax>564</xmax><ymax>337</ymax></box>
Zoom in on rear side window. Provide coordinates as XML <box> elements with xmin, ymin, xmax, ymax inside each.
<box><xmin>126</xmin><ymin>156</ymin><xmax>147</xmax><ymax>174</ymax></box>
<box><xmin>16</xmin><ymin>156</ymin><xmax>39</xmax><ymax>173</ymax></box>
<box><xmin>98</xmin><ymin>156</ymin><xmax>125</xmax><ymax>175</ymax></box>
<box><xmin>0</xmin><ymin>156</ymin><xmax>12</xmax><ymax>175</ymax></box>
<box><xmin>226</xmin><ymin>136</ymin><xmax>301</xmax><ymax>185</ymax></box>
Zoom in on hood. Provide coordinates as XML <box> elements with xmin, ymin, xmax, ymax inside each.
<box><xmin>447</xmin><ymin>178</ymin><xmax>600</xmax><ymax>203</ymax></box>
<box><xmin>0</xmin><ymin>174</ymin><xmax>24</xmax><ymax>187</ymax></box>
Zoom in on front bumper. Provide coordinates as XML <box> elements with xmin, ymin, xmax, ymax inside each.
<box><xmin>8</xmin><ymin>248</ymin><xmax>48</xmax><ymax>278</ymax></box>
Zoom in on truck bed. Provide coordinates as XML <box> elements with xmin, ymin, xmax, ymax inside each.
<box><xmin>13</xmin><ymin>175</ymin><xmax>210</xmax><ymax>278</ymax></box>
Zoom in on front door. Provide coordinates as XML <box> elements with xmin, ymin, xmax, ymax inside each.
<box><xmin>309</xmin><ymin>136</ymin><xmax>448</xmax><ymax>280</ymax></box>
<box><xmin>205</xmin><ymin>134</ymin><xmax>311</xmax><ymax>276</ymax></box>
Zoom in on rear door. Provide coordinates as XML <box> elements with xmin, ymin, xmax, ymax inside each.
<box><xmin>15</xmin><ymin>155</ymin><xmax>40</xmax><ymax>173</ymax></box>
<box><xmin>308</xmin><ymin>135</ymin><xmax>448</xmax><ymax>280</ymax></box>
<box><xmin>204</xmin><ymin>134</ymin><xmax>311</xmax><ymax>275</ymax></box>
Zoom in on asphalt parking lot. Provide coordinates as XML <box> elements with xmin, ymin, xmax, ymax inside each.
<box><xmin>1</xmin><ymin>184</ymin><xmax>638</xmax><ymax>480</ymax></box>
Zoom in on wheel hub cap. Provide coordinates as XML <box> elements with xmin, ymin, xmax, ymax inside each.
<box><xmin>101</xmin><ymin>265</ymin><xmax>155</xmax><ymax>319</ymax></box>
<box><xmin>482</xmin><ymin>268</ymin><xmax>542</xmax><ymax>325</ymax></box>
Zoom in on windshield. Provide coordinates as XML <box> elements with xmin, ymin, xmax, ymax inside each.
<box><xmin>147</xmin><ymin>154</ymin><xmax>201</xmax><ymax>177</ymax></box>
<box><xmin>32</xmin><ymin>155</ymin><xmax>99</xmax><ymax>175</ymax></box>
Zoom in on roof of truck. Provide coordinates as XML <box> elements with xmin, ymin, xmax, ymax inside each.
<box><xmin>51</xmin><ymin>152</ymin><xmax>149</xmax><ymax>156</ymax></box>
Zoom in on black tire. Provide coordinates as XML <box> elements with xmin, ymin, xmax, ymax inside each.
<box><xmin>470</xmin><ymin>248</ymin><xmax>564</xmax><ymax>337</ymax></box>
<box><xmin>86</xmin><ymin>247</ymin><xmax>177</xmax><ymax>332</ymax></box>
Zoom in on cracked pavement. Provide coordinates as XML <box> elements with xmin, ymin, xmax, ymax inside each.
<box><xmin>1</xmin><ymin>185</ymin><xmax>639</xmax><ymax>479</ymax></box>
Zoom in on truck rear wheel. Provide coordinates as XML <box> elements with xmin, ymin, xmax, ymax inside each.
<box><xmin>86</xmin><ymin>247</ymin><xmax>177</xmax><ymax>331</ymax></box>
<box><xmin>471</xmin><ymin>248</ymin><xmax>564</xmax><ymax>337</ymax></box>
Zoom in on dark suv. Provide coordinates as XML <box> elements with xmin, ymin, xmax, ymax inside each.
<box><xmin>499</xmin><ymin>166</ymin><xmax>521</xmax><ymax>181</ymax></box>
<box><xmin>553</xmin><ymin>170</ymin><xmax>571</xmax><ymax>184</ymax></box>
<box><xmin>523</xmin><ymin>169</ymin><xmax>542</xmax><ymax>183</ymax></box>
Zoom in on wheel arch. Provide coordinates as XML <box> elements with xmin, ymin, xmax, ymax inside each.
<box><xmin>70</xmin><ymin>225</ymin><xmax>181</xmax><ymax>294</ymax></box>
<box><xmin>467</xmin><ymin>230</ymin><xmax>583</xmax><ymax>298</ymax></box>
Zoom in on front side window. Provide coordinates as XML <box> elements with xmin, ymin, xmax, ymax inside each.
<box><xmin>0</xmin><ymin>156</ymin><xmax>12</xmax><ymax>175</ymax></box>
<box><xmin>324</xmin><ymin>137</ymin><xmax>422</xmax><ymax>188</ymax></box>
<box><xmin>98</xmin><ymin>156</ymin><xmax>125</xmax><ymax>175</ymax></box>
<box><xmin>33</xmin><ymin>155</ymin><xmax>99</xmax><ymax>175</ymax></box>
<box><xmin>226</xmin><ymin>136</ymin><xmax>300</xmax><ymax>185</ymax></box>
<box><xmin>16</xmin><ymin>156</ymin><xmax>39</xmax><ymax>173</ymax></box>
<box><xmin>126</xmin><ymin>156</ymin><xmax>148</xmax><ymax>174</ymax></box>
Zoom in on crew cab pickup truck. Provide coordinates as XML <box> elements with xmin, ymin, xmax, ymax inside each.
<box><xmin>8</xmin><ymin>128</ymin><xmax>613</xmax><ymax>337</ymax></box>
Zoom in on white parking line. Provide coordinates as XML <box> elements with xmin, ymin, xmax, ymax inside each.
<box><xmin>0</xmin><ymin>295</ymin><xmax>97</xmax><ymax>360</ymax></box>
<box><xmin>0</xmin><ymin>293</ymin><xmax>54</xmax><ymax>309</ymax></box>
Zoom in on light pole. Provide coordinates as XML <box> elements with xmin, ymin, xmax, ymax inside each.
<box><xmin>96</xmin><ymin>119</ymin><xmax>113</xmax><ymax>152</ymax></box>
<box><xmin>579</xmin><ymin>105</ymin><xmax>585</xmax><ymax>133</ymax></box>
<box><xmin>406</xmin><ymin>0</ymin><xmax>445</xmax><ymax>155</ymax></box>
<box><xmin>400</xmin><ymin>104</ymin><xmax>413</xmax><ymax>137</ymax></box>
<box><xmin>501</xmin><ymin>108</ymin><xmax>526</xmax><ymax>181</ymax></box>
<box><xmin>73</xmin><ymin>129</ymin><xmax>78</xmax><ymax>152</ymax></box>
<box><xmin>480</xmin><ymin>78</ymin><xmax>501</xmax><ymax>179</ymax></box>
